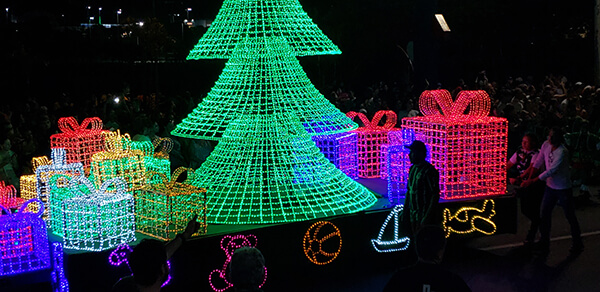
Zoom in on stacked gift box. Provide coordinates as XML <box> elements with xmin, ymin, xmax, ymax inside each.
<box><xmin>399</xmin><ymin>89</ymin><xmax>508</xmax><ymax>201</ymax></box>
<box><xmin>346</xmin><ymin>110</ymin><xmax>401</xmax><ymax>178</ymax></box>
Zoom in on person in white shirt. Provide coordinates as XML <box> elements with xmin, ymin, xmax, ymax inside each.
<box><xmin>523</xmin><ymin>127</ymin><xmax>583</xmax><ymax>255</ymax></box>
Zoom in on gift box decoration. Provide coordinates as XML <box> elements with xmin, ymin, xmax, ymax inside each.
<box><xmin>401</xmin><ymin>90</ymin><xmax>508</xmax><ymax>200</ymax></box>
<box><xmin>62</xmin><ymin>176</ymin><xmax>135</xmax><ymax>251</ymax></box>
<box><xmin>0</xmin><ymin>181</ymin><xmax>23</xmax><ymax>210</ymax></box>
<box><xmin>128</xmin><ymin>138</ymin><xmax>172</xmax><ymax>185</ymax></box>
<box><xmin>346</xmin><ymin>110</ymin><xmax>401</xmax><ymax>178</ymax></box>
<box><xmin>35</xmin><ymin>149</ymin><xmax>85</xmax><ymax>220</ymax></box>
<box><xmin>311</xmin><ymin>132</ymin><xmax>358</xmax><ymax>179</ymax></box>
<box><xmin>48</xmin><ymin>174</ymin><xmax>90</xmax><ymax>237</ymax></box>
<box><xmin>91</xmin><ymin>130</ymin><xmax>146</xmax><ymax>192</ymax></box>
<box><xmin>0</xmin><ymin>198</ymin><xmax>51</xmax><ymax>276</ymax></box>
<box><xmin>20</xmin><ymin>156</ymin><xmax>52</xmax><ymax>214</ymax></box>
<box><xmin>50</xmin><ymin>117</ymin><xmax>107</xmax><ymax>173</ymax></box>
<box><xmin>136</xmin><ymin>167</ymin><xmax>207</xmax><ymax>241</ymax></box>
<box><xmin>379</xmin><ymin>130</ymin><xmax>404</xmax><ymax>180</ymax></box>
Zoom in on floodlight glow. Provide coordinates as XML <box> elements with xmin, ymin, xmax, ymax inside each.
<box><xmin>435</xmin><ymin>14</ymin><xmax>451</xmax><ymax>32</ymax></box>
<box><xmin>173</xmin><ymin>38</ymin><xmax>356</xmax><ymax>140</ymax></box>
<box><xmin>402</xmin><ymin>90</ymin><xmax>507</xmax><ymax>200</ymax></box>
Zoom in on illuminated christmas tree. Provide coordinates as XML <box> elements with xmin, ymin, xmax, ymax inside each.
<box><xmin>173</xmin><ymin>38</ymin><xmax>355</xmax><ymax>139</ymax></box>
<box><xmin>193</xmin><ymin>112</ymin><xmax>376</xmax><ymax>224</ymax></box>
<box><xmin>186</xmin><ymin>0</ymin><xmax>340</xmax><ymax>59</ymax></box>
<box><xmin>174</xmin><ymin>3</ymin><xmax>376</xmax><ymax>224</ymax></box>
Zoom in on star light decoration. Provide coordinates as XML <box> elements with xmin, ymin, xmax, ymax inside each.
<box><xmin>0</xmin><ymin>199</ymin><xmax>51</xmax><ymax>276</ymax></box>
<box><xmin>50</xmin><ymin>117</ymin><xmax>107</xmax><ymax>173</ymax></box>
<box><xmin>173</xmin><ymin>37</ymin><xmax>355</xmax><ymax>140</ymax></box>
<box><xmin>401</xmin><ymin>90</ymin><xmax>508</xmax><ymax>200</ymax></box>
<box><xmin>62</xmin><ymin>176</ymin><xmax>135</xmax><ymax>251</ymax></box>
<box><xmin>91</xmin><ymin>130</ymin><xmax>146</xmax><ymax>192</ymax></box>
<box><xmin>20</xmin><ymin>156</ymin><xmax>51</xmax><ymax>213</ymax></box>
<box><xmin>35</xmin><ymin>148</ymin><xmax>84</xmax><ymax>220</ymax></box>
<box><xmin>346</xmin><ymin>110</ymin><xmax>401</xmax><ymax>178</ymax></box>
<box><xmin>186</xmin><ymin>0</ymin><xmax>340</xmax><ymax>59</ymax></box>
<box><xmin>136</xmin><ymin>167</ymin><xmax>207</xmax><ymax>241</ymax></box>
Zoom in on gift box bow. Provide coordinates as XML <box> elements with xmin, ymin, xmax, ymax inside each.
<box><xmin>419</xmin><ymin>89</ymin><xmax>491</xmax><ymax>118</ymax></box>
<box><xmin>102</xmin><ymin>130</ymin><xmax>141</xmax><ymax>154</ymax></box>
<box><xmin>346</xmin><ymin>110</ymin><xmax>397</xmax><ymax>130</ymax></box>
<box><xmin>58</xmin><ymin>117</ymin><xmax>103</xmax><ymax>133</ymax></box>
<box><xmin>69</xmin><ymin>175</ymin><xmax>128</xmax><ymax>198</ymax></box>
<box><xmin>147</xmin><ymin>167</ymin><xmax>203</xmax><ymax>192</ymax></box>
<box><xmin>152</xmin><ymin>137</ymin><xmax>173</xmax><ymax>159</ymax></box>
<box><xmin>31</xmin><ymin>156</ymin><xmax>51</xmax><ymax>172</ymax></box>
<box><xmin>0</xmin><ymin>182</ymin><xmax>23</xmax><ymax>209</ymax></box>
<box><xmin>0</xmin><ymin>198</ymin><xmax>45</xmax><ymax>219</ymax></box>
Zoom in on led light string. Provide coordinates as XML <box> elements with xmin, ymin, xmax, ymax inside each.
<box><xmin>0</xmin><ymin>198</ymin><xmax>51</xmax><ymax>276</ymax></box>
<box><xmin>209</xmin><ymin>234</ymin><xmax>267</xmax><ymax>292</ymax></box>
<box><xmin>62</xmin><ymin>176</ymin><xmax>135</xmax><ymax>251</ymax></box>
<box><xmin>303</xmin><ymin>221</ymin><xmax>342</xmax><ymax>265</ymax></box>
<box><xmin>311</xmin><ymin>132</ymin><xmax>358</xmax><ymax>179</ymax></box>
<box><xmin>50</xmin><ymin>116</ymin><xmax>107</xmax><ymax>173</ymax></box>
<box><xmin>371</xmin><ymin>205</ymin><xmax>410</xmax><ymax>253</ymax></box>
<box><xmin>442</xmin><ymin>199</ymin><xmax>497</xmax><ymax>238</ymax></box>
<box><xmin>187</xmin><ymin>0</ymin><xmax>340</xmax><ymax>59</ymax></box>
<box><xmin>401</xmin><ymin>90</ymin><xmax>508</xmax><ymax>200</ymax></box>
<box><xmin>136</xmin><ymin>168</ymin><xmax>208</xmax><ymax>241</ymax></box>
<box><xmin>190</xmin><ymin>113</ymin><xmax>376</xmax><ymax>224</ymax></box>
<box><xmin>174</xmin><ymin>38</ymin><xmax>356</xmax><ymax>140</ymax></box>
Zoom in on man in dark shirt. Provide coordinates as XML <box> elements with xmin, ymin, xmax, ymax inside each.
<box><xmin>401</xmin><ymin>140</ymin><xmax>441</xmax><ymax>236</ymax></box>
<box><xmin>383</xmin><ymin>226</ymin><xmax>471</xmax><ymax>292</ymax></box>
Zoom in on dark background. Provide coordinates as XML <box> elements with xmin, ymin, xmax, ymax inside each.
<box><xmin>0</xmin><ymin>0</ymin><xmax>595</xmax><ymax>104</ymax></box>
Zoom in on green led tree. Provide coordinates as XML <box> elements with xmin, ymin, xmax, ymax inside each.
<box><xmin>186</xmin><ymin>0</ymin><xmax>341</xmax><ymax>59</ymax></box>
<box><xmin>174</xmin><ymin>1</ymin><xmax>377</xmax><ymax>224</ymax></box>
<box><xmin>195</xmin><ymin>111</ymin><xmax>376</xmax><ymax>224</ymax></box>
<box><xmin>173</xmin><ymin>37</ymin><xmax>355</xmax><ymax>139</ymax></box>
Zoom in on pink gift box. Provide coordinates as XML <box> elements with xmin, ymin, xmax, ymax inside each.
<box><xmin>401</xmin><ymin>90</ymin><xmax>508</xmax><ymax>200</ymax></box>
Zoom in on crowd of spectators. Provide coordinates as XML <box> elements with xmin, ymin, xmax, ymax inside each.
<box><xmin>1</xmin><ymin>72</ymin><xmax>599</xmax><ymax>193</ymax></box>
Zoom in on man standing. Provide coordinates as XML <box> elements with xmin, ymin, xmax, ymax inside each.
<box><xmin>523</xmin><ymin>127</ymin><xmax>583</xmax><ymax>255</ymax></box>
<box><xmin>401</xmin><ymin>140</ymin><xmax>441</xmax><ymax>236</ymax></box>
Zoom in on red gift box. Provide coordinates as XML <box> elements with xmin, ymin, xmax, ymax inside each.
<box><xmin>346</xmin><ymin>110</ymin><xmax>400</xmax><ymax>178</ymax></box>
<box><xmin>50</xmin><ymin>117</ymin><xmax>108</xmax><ymax>173</ymax></box>
<box><xmin>401</xmin><ymin>90</ymin><xmax>508</xmax><ymax>200</ymax></box>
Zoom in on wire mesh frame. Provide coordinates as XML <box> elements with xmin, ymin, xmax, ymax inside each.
<box><xmin>136</xmin><ymin>171</ymin><xmax>207</xmax><ymax>241</ymax></box>
<box><xmin>311</xmin><ymin>132</ymin><xmax>358</xmax><ymax>179</ymax></box>
<box><xmin>47</xmin><ymin>174</ymin><xmax>89</xmax><ymax>237</ymax></box>
<box><xmin>0</xmin><ymin>181</ymin><xmax>23</xmax><ymax>209</ymax></box>
<box><xmin>401</xmin><ymin>116</ymin><xmax>508</xmax><ymax>200</ymax></box>
<box><xmin>35</xmin><ymin>149</ymin><xmax>85</xmax><ymax>220</ymax></box>
<box><xmin>190</xmin><ymin>114</ymin><xmax>377</xmax><ymax>224</ymax></box>
<box><xmin>386</xmin><ymin>145</ymin><xmax>411</xmax><ymax>205</ymax></box>
<box><xmin>173</xmin><ymin>38</ymin><xmax>356</xmax><ymax>140</ymax></box>
<box><xmin>50</xmin><ymin>117</ymin><xmax>107</xmax><ymax>174</ymax></box>
<box><xmin>0</xmin><ymin>199</ymin><xmax>51</xmax><ymax>277</ymax></box>
<box><xmin>62</xmin><ymin>177</ymin><xmax>136</xmax><ymax>251</ymax></box>
<box><xmin>186</xmin><ymin>0</ymin><xmax>341</xmax><ymax>59</ymax></box>
<box><xmin>91</xmin><ymin>132</ymin><xmax>146</xmax><ymax>192</ymax></box>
